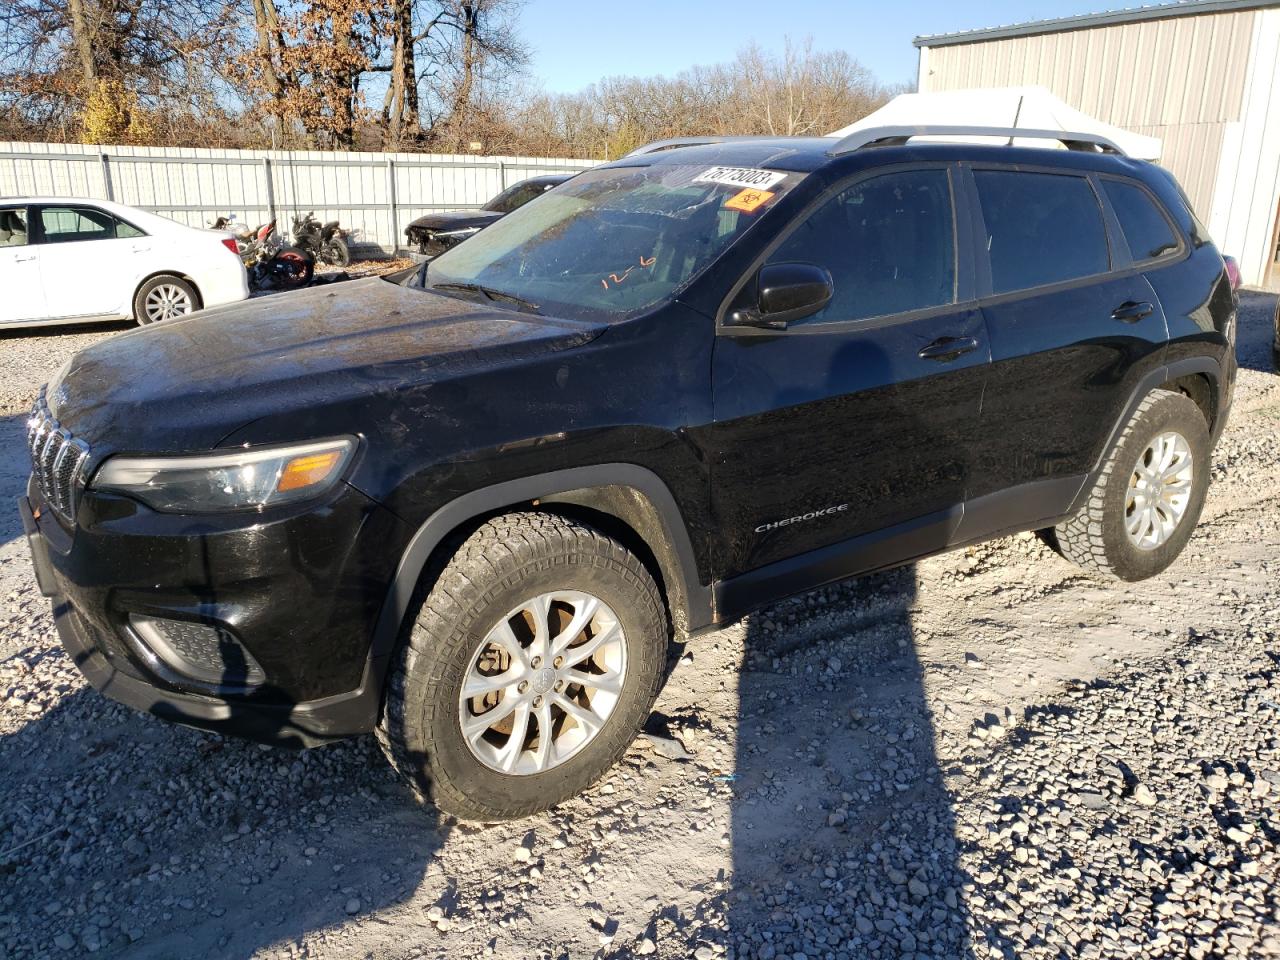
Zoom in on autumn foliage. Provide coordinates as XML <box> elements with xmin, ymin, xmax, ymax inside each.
<box><xmin>0</xmin><ymin>2</ymin><xmax>901</xmax><ymax>156</ymax></box>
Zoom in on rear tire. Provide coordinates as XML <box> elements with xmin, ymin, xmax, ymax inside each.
<box><xmin>377</xmin><ymin>512</ymin><xmax>668</xmax><ymax>822</ymax></box>
<box><xmin>1053</xmin><ymin>389</ymin><xmax>1210</xmax><ymax>581</ymax></box>
<box><xmin>322</xmin><ymin>237</ymin><xmax>350</xmax><ymax>267</ymax></box>
<box><xmin>273</xmin><ymin>246</ymin><xmax>314</xmax><ymax>287</ymax></box>
<box><xmin>133</xmin><ymin>275</ymin><xmax>198</xmax><ymax>325</ymax></box>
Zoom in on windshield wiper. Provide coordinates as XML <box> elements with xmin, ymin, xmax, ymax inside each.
<box><xmin>431</xmin><ymin>282</ymin><xmax>540</xmax><ymax>314</ymax></box>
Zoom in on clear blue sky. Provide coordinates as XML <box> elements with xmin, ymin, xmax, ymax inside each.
<box><xmin>522</xmin><ymin>0</ymin><xmax>1137</xmax><ymax>91</ymax></box>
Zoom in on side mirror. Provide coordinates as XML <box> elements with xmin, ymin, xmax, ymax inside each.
<box><xmin>729</xmin><ymin>262</ymin><xmax>833</xmax><ymax>330</ymax></box>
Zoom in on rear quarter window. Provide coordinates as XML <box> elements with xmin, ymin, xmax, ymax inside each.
<box><xmin>974</xmin><ymin>170</ymin><xmax>1110</xmax><ymax>295</ymax></box>
<box><xmin>1102</xmin><ymin>180</ymin><xmax>1179</xmax><ymax>261</ymax></box>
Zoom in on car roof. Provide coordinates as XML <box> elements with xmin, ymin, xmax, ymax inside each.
<box><xmin>1</xmin><ymin>197</ymin><xmax>204</xmax><ymax>234</ymax></box>
<box><xmin>606</xmin><ymin>135</ymin><xmax>1149</xmax><ymax>179</ymax></box>
<box><xmin>616</xmin><ymin>137</ymin><xmax>837</xmax><ymax>172</ymax></box>
<box><xmin>3</xmin><ymin>196</ymin><xmax>123</xmax><ymax>206</ymax></box>
<box><xmin>511</xmin><ymin>173</ymin><xmax>575</xmax><ymax>187</ymax></box>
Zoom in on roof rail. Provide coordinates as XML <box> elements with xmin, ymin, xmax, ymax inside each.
<box><xmin>622</xmin><ymin>136</ymin><xmax>768</xmax><ymax>158</ymax></box>
<box><xmin>826</xmin><ymin>125</ymin><xmax>1126</xmax><ymax>157</ymax></box>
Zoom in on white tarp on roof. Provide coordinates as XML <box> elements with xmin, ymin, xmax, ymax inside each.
<box><xmin>828</xmin><ymin>86</ymin><xmax>1162</xmax><ymax>160</ymax></box>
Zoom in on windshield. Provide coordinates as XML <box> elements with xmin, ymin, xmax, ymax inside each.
<box><xmin>483</xmin><ymin>180</ymin><xmax>554</xmax><ymax>213</ymax></box>
<box><xmin>421</xmin><ymin>163</ymin><xmax>803</xmax><ymax>320</ymax></box>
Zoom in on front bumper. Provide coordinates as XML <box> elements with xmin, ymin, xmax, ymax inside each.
<box><xmin>21</xmin><ymin>482</ymin><xmax>410</xmax><ymax>747</ymax></box>
<box><xmin>404</xmin><ymin>230</ymin><xmax>462</xmax><ymax>260</ymax></box>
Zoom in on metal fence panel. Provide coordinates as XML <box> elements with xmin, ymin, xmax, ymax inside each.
<box><xmin>0</xmin><ymin>142</ymin><xmax>597</xmax><ymax>254</ymax></box>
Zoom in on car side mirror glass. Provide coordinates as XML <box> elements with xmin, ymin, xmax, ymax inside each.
<box><xmin>729</xmin><ymin>262</ymin><xmax>833</xmax><ymax>330</ymax></box>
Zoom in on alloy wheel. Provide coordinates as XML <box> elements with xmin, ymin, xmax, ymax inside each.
<box><xmin>458</xmin><ymin>591</ymin><xmax>627</xmax><ymax>775</ymax></box>
<box><xmin>1125</xmin><ymin>430</ymin><xmax>1194</xmax><ymax>550</ymax></box>
<box><xmin>143</xmin><ymin>283</ymin><xmax>193</xmax><ymax>323</ymax></box>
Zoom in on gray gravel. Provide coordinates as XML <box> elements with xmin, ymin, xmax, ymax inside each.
<box><xmin>0</xmin><ymin>324</ymin><xmax>120</xmax><ymax>416</ymax></box>
<box><xmin>0</xmin><ymin>291</ymin><xmax>1277</xmax><ymax>959</ymax></box>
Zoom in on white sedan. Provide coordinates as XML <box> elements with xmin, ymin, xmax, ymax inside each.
<box><xmin>0</xmin><ymin>197</ymin><xmax>249</xmax><ymax>328</ymax></box>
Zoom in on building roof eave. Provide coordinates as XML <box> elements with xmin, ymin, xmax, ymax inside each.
<box><xmin>914</xmin><ymin>0</ymin><xmax>1280</xmax><ymax>48</ymax></box>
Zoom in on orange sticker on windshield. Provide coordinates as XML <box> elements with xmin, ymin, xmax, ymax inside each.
<box><xmin>724</xmin><ymin>188</ymin><xmax>775</xmax><ymax>213</ymax></box>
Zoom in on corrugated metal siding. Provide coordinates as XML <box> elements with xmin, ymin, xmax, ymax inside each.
<box><xmin>1211</xmin><ymin>7</ymin><xmax>1280</xmax><ymax>287</ymax></box>
<box><xmin>922</xmin><ymin>9</ymin><xmax>1259</xmax><ymax>216</ymax></box>
<box><xmin>1129</xmin><ymin>121</ymin><xmax>1228</xmax><ymax>213</ymax></box>
<box><xmin>925</xmin><ymin>11</ymin><xmax>1255</xmax><ymax>122</ymax></box>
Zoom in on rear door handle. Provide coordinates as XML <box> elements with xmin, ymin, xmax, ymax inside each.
<box><xmin>1112</xmin><ymin>300</ymin><xmax>1154</xmax><ymax>323</ymax></box>
<box><xmin>918</xmin><ymin>336</ymin><xmax>980</xmax><ymax>362</ymax></box>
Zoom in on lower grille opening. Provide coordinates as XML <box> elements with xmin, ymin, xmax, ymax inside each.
<box><xmin>129</xmin><ymin>615</ymin><xmax>266</xmax><ymax>688</ymax></box>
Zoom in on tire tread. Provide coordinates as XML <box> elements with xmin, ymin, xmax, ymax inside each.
<box><xmin>1054</xmin><ymin>388</ymin><xmax>1206</xmax><ymax>581</ymax></box>
<box><xmin>376</xmin><ymin>511</ymin><xmax>666</xmax><ymax>822</ymax></box>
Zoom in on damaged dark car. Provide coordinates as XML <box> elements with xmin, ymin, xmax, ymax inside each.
<box><xmin>404</xmin><ymin>173</ymin><xmax>572</xmax><ymax>258</ymax></box>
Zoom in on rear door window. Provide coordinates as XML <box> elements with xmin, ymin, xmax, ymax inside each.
<box><xmin>764</xmin><ymin>168</ymin><xmax>957</xmax><ymax>324</ymax></box>
<box><xmin>36</xmin><ymin>206</ymin><xmax>145</xmax><ymax>243</ymax></box>
<box><xmin>39</xmin><ymin>206</ymin><xmax>121</xmax><ymax>244</ymax></box>
<box><xmin>973</xmin><ymin>170</ymin><xmax>1110</xmax><ymax>294</ymax></box>
<box><xmin>1102</xmin><ymin>180</ymin><xmax>1179</xmax><ymax>261</ymax></box>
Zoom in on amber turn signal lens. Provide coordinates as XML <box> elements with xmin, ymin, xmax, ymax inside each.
<box><xmin>276</xmin><ymin>451</ymin><xmax>343</xmax><ymax>492</ymax></box>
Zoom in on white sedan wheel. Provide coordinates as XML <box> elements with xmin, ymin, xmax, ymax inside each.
<box><xmin>142</xmin><ymin>282</ymin><xmax>194</xmax><ymax>323</ymax></box>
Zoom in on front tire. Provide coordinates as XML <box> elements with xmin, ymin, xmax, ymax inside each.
<box><xmin>133</xmin><ymin>275</ymin><xmax>198</xmax><ymax>325</ymax></box>
<box><xmin>377</xmin><ymin>512</ymin><xmax>668</xmax><ymax>822</ymax></box>
<box><xmin>1053</xmin><ymin>389</ymin><xmax>1210</xmax><ymax>581</ymax></box>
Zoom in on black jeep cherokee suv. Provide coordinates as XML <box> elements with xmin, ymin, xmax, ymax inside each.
<box><xmin>22</xmin><ymin>127</ymin><xmax>1236</xmax><ymax>821</ymax></box>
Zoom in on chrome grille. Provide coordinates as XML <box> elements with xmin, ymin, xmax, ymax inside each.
<box><xmin>26</xmin><ymin>391</ymin><xmax>90</xmax><ymax>521</ymax></box>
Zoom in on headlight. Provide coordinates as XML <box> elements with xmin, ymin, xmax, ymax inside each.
<box><xmin>91</xmin><ymin>438</ymin><xmax>356</xmax><ymax>513</ymax></box>
<box><xmin>434</xmin><ymin>226</ymin><xmax>483</xmax><ymax>239</ymax></box>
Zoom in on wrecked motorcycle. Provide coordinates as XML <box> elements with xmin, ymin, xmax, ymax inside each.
<box><xmin>212</xmin><ymin>215</ymin><xmax>314</xmax><ymax>290</ymax></box>
<box><xmin>291</xmin><ymin>211</ymin><xmax>350</xmax><ymax>267</ymax></box>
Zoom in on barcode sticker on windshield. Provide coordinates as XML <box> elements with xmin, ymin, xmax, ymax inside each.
<box><xmin>693</xmin><ymin>166</ymin><xmax>787</xmax><ymax>190</ymax></box>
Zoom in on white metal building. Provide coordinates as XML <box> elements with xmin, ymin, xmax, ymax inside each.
<box><xmin>915</xmin><ymin>0</ymin><xmax>1280</xmax><ymax>289</ymax></box>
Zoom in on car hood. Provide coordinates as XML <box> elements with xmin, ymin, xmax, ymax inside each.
<box><xmin>47</xmin><ymin>277</ymin><xmax>605</xmax><ymax>455</ymax></box>
<box><xmin>404</xmin><ymin>210</ymin><xmax>503</xmax><ymax>233</ymax></box>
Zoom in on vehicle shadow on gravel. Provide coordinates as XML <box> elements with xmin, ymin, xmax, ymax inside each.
<box><xmin>0</xmin><ymin>683</ymin><xmax>447</xmax><ymax>959</ymax></box>
<box><xmin>725</xmin><ymin>566</ymin><xmax>975</xmax><ymax>960</ymax></box>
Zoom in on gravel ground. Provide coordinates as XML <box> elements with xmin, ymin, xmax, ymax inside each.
<box><xmin>0</xmin><ymin>290</ymin><xmax>1277</xmax><ymax>960</ymax></box>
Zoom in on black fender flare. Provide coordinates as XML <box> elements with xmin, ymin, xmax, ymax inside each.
<box><xmin>1070</xmin><ymin>354</ymin><xmax>1225</xmax><ymax>515</ymax></box>
<box><xmin>367</xmin><ymin>464</ymin><xmax>715</xmax><ymax>676</ymax></box>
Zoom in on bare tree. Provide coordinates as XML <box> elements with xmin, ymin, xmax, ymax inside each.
<box><xmin>0</xmin><ymin>0</ymin><xmax>244</xmax><ymax>144</ymax></box>
<box><xmin>379</xmin><ymin>0</ymin><xmax>424</xmax><ymax>148</ymax></box>
<box><xmin>499</xmin><ymin>39</ymin><xmax>904</xmax><ymax>158</ymax></box>
<box><xmin>1</xmin><ymin>8</ymin><xmax>899</xmax><ymax>156</ymax></box>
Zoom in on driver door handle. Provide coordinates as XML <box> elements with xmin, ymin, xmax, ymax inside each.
<box><xmin>1112</xmin><ymin>300</ymin><xmax>1154</xmax><ymax>323</ymax></box>
<box><xmin>918</xmin><ymin>336</ymin><xmax>980</xmax><ymax>362</ymax></box>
